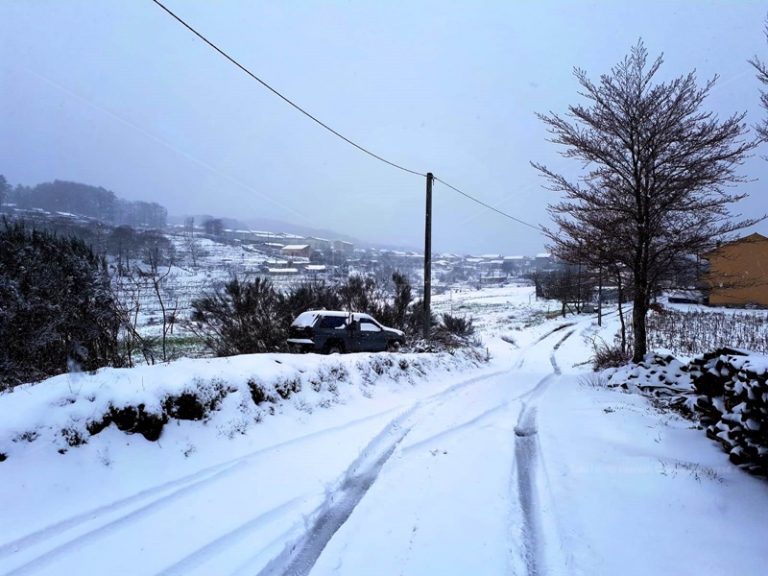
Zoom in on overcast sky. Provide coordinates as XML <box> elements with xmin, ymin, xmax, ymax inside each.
<box><xmin>1</xmin><ymin>1</ymin><xmax>767</xmax><ymax>255</ymax></box>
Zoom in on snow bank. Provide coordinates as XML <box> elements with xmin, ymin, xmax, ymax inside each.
<box><xmin>0</xmin><ymin>350</ymin><xmax>487</xmax><ymax>460</ymax></box>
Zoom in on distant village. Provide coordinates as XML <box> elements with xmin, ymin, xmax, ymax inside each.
<box><xmin>195</xmin><ymin>225</ymin><xmax>559</xmax><ymax>289</ymax></box>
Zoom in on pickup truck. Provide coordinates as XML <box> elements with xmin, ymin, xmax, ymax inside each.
<box><xmin>287</xmin><ymin>310</ymin><xmax>405</xmax><ymax>354</ymax></box>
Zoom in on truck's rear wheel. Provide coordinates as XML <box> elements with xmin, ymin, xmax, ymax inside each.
<box><xmin>325</xmin><ymin>342</ymin><xmax>344</xmax><ymax>354</ymax></box>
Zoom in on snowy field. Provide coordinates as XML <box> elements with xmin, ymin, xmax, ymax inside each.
<box><xmin>1</xmin><ymin>285</ymin><xmax>767</xmax><ymax>575</ymax></box>
<box><xmin>114</xmin><ymin>234</ymin><xmax>273</xmax><ymax>339</ymax></box>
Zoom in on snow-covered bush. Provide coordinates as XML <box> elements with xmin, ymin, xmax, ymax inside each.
<box><xmin>0</xmin><ymin>349</ymin><xmax>488</xmax><ymax>460</ymax></box>
<box><xmin>591</xmin><ymin>339</ymin><xmax>631</xmax><ymax>370</ymax></box>
<box><xmin>0</xmin><ymin>221</ymin><xmax>122</xmax><ymax>389</ymax></box>
<box><xmin>190</xmin><ymin>273</ymin><xmax>423</xmax><ymax>356</ymax></box>
<box><xmin>190</xmin><ymin>276</ymin><xmax>286</xmax><ymax>355</ymax></box>
<box><xmin>429</xmin><ymin>313</ymin><xmax>480</xmax><ymax>350</ymax></box>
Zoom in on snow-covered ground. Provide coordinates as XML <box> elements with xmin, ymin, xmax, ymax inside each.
<box><xmin>1</xmin><ymin>285</ymin><xmax>767</xmax><ymax>576</ymax></box>
<box><xmin>113</xmin><ymin>234</ymin><xmax>273</xmax><ymax>338</ymax></box>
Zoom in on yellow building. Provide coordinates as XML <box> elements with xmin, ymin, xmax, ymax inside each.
<box><xmin>707</xmin><ymin>233</ymin><xmax>768</xmax><ymax>307</ymax></box>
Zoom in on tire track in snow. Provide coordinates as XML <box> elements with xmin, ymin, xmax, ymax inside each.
<box><xmin>513</xmin><ymin>327</ymin><xmax>574</xmax><ymax>575</ymax></box>
<box><xmin>403</xmin><ymin>375</ymin><xmax>546</xmax><ymax>455</ymax></box>
<box><xmin>255</xmin><ymin>369</ymin><xmax>508</xmax><ymax>576</ymax></box>
<box><xmin>152</xmin><ymin>496</ymin><xmax>307</xmax><ymax>576</ymax></box>
<box><xmin>0</xmin><ymin>407</ymin><xmax>403</xmax><ymax>573</ymax></box>
<box><xmin>2</xmin><ymin>369</ymin><xmax>506</xmax><ymax>576</ymax></box>
<box><xmin>515</xmin><ymin>323</ymin><xmax>575</xmax><ymax>369</ymax></box>
<box><xmin>254</xmin><ymin>409</ymin><xmax>417</xmax><ymax>576</ymax></box>
<box><xmin>549</xmin><ymin>330</ymin><xmax>575</xmax><ymax>375</ymax></box>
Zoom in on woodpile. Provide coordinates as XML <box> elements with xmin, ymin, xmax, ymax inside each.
<box><xmin>684</xmin><ymin>348</ymin><xmax>768</xmax><ymax>475</ymax></box>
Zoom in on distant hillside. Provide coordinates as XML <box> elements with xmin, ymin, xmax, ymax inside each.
<box><xmin>169</xmin><ymin>214</ymin><xmax>417</xmax><ymax>252</ymax></box>
<box><xmin>3</xmin><ymin>177</ymin><xmax>167</xmax><ymax>229</ymax></box>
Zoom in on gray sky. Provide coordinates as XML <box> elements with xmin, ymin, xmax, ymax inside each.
<box><xmin>1</xmin><ymin>0</ymin><xmax>767</xmax><ymax>255</ymax></box>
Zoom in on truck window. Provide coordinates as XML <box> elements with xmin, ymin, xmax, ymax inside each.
<box><xmin>360</xmin><ymin>320</ymin><xmax>381</xmax><ymax>332</ymax></box>
<box><xmin>319</xmin><ymin>316</ymin><xmax>347</xmax><ymax>329</ymax></box>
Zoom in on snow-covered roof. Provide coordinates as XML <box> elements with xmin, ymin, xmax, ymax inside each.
<box><xmin>290</xmin><ymin>310</ymin><xmax>381</xmax><ymax>327</ymax></box>
<box><xmin>282</xmin><ymin>244</ymin><xmax>310</xmax><ymax>251</ymax></box>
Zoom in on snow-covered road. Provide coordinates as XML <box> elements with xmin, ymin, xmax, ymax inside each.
<box><xmin>3</xmin><ymin>316</ymin><xmax>768</xmax><ymax>576</ymax></box>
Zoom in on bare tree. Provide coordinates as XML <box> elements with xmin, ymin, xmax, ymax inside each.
<box><xmin>111</xmin><ymin>270</ymin><xmax>155</xmax><ymax>367</ymax></box>
<box><xmin>534</xmin><ymin>41</ymin><xmax>761</xmax><ymax>362</ymax></box>
<box><xmin>182</xmin><ymin>217</ymin><xmax>201</xmax><ymax>268</ymax></box>
<box><xmin>144</xmin><ymin>247</ymin><xmax>178</xmax><ymax>362</ymax></box>
<box><xmin>750</xmin><ymin>21</ymin><xmax>768</xmax><ymax>142</ymax></box>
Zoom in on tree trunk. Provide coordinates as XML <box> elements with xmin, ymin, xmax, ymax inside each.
<box><xmin>616</xmin><ymin>272</ymin><xmax>626</xmax><ymax>354</ymax></box>
<box><xmin>631</xmin><ymin>289</ymin><xmax>648</xmax><ymax>362</ymax></box>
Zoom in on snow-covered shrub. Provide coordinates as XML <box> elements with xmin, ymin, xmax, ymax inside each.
<box><xmin>592</xmin><ymin>339</ymin><xmax>631</xmax><ymax>370</ymax></box>
<box><xmin>83</xmin><ymin>403</ymin><xmax>169</xmax><ymax>443</ymax></box>
<box><xmin>247</xmin><ymin>378</ymin><xmax>272</xmax><ymax>405</ymax></box>
<box><xmin>0</xmin><ymin>221</ymin><xmax>122</xmax><ymax>389</ymax></box>
<box><xmin>427</xmin><ymin>313</ymin><xmax>479</xmax><ymax>350</ymax></box>
<box><xmin>163</xmin><ymin>378</ymin><xmax>229</xmax><ymax>421</ymax></box>
<box><xmin>0</xmin><ymin>348</ymin><xmax>488</xmax><ymax>460</ymax></box>
<box><xmin>191</xmin><ymin>276</ymin><xmax>286</xmax><ymax>355</ymax></box>
<box><xmin>440</xmin><ymin>314</ymin><xmax>476</xmax><ymax>337</ymax></box>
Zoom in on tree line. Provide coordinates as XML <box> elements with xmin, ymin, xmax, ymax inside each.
<box><xmin>0</xmin><ymin>177</ymin><xmax>167</xmax><ymax>229</ymax></box>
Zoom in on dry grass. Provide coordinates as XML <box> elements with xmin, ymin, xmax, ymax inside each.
<box><xmin>645</xmin><ymin>309</ymin><xmax>768</xmax><ymax>355</ymax></box>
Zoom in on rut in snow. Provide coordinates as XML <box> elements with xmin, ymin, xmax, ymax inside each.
<box><xmin>516</xmin><ymin>323</ymin><xmax>575</xmax><ymax>369</ymax></box>
<box><xmin>255</xmin><ymin>409</ymin><xmax>416</xmax><ymax>576</ymax></box>
<box><xmin>0</xmin><ymin>407</ymin><xmax>401</xmax><ymax>575</ymax></box>
<box><xmin>256</xmin><ymin>369</ymin><xmax>508</xmax><ymax>576</ymax></box>
<box><xmin>513</xmin><ymin>327</ymin><xmax>574</xmax><ymax>575</ymax></box>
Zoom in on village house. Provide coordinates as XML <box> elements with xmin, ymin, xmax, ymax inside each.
<box><xmin>332</xmin><ymin>240</ymin><xmax>355</xmax><ymax>256</ymax></box>
<box><xmin>280</xmin><ymin>244</ymin><xmax>312</xmax><ymax>259</ymax></box>
<box><xmin>707</xmin><ymin>232</ymin><xmax>768</xmax><ymax>307</ymax></box>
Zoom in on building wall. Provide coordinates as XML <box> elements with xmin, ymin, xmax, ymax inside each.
<box><xmin>332</xmin><ymin>240</ymin><xmax>355</xmax><ymax>255</ymax></box>
<box><xmin>281</xmin><ymin>245</ymin><xmax>312</xmax><ymax>258</ymax></box>
<box><xmin>708</xmin><ymin>233</ymin><xmax>768</xmax><ymax>307</ymax></box>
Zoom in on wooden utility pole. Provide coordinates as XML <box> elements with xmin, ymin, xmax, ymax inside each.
<box><xmin>423</xmin><ymin>172</ymin><xmax>434</xmax><ymax>340</ymax></box>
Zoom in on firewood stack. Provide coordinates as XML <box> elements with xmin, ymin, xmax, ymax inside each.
<box><xmin>685</xmin><ymin>348</ymin><xmax>768</xmax><ymax>476</ymax></box>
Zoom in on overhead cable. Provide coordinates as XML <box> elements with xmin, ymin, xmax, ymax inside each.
<box><xmin>151</xmin><ymin>1</ymin><xmax>545</xmax><ymax>232</ymax></box>
<box><xmin>433</xmin><ymin>177</ymin><xmax>543</xmax><ymax>231</ymax></box>
<box><xmin>150</xmin><ymin>0</ymin><xmax>426</xmax><ymax>177</ymax></box>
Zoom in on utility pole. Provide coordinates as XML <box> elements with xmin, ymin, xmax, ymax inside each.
<box><xmin>423</xmin><ymin>172</ymin><xmax>434</xmax><ymax>340</ymax></box>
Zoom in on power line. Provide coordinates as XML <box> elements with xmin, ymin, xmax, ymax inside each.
<box><xmin>433</xmin><ymin>176</ymin><xmax>543</xmax><ymax>231</ymax></box>
<box><xmin>150</xmin><ymin>0</ymin><xmax>425</xmax><ymax>178</ymax></box>
<box><xmin>150</xmin><ymin>0</ymin><xmax>545</xmax><ymax>233</ymax></box>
